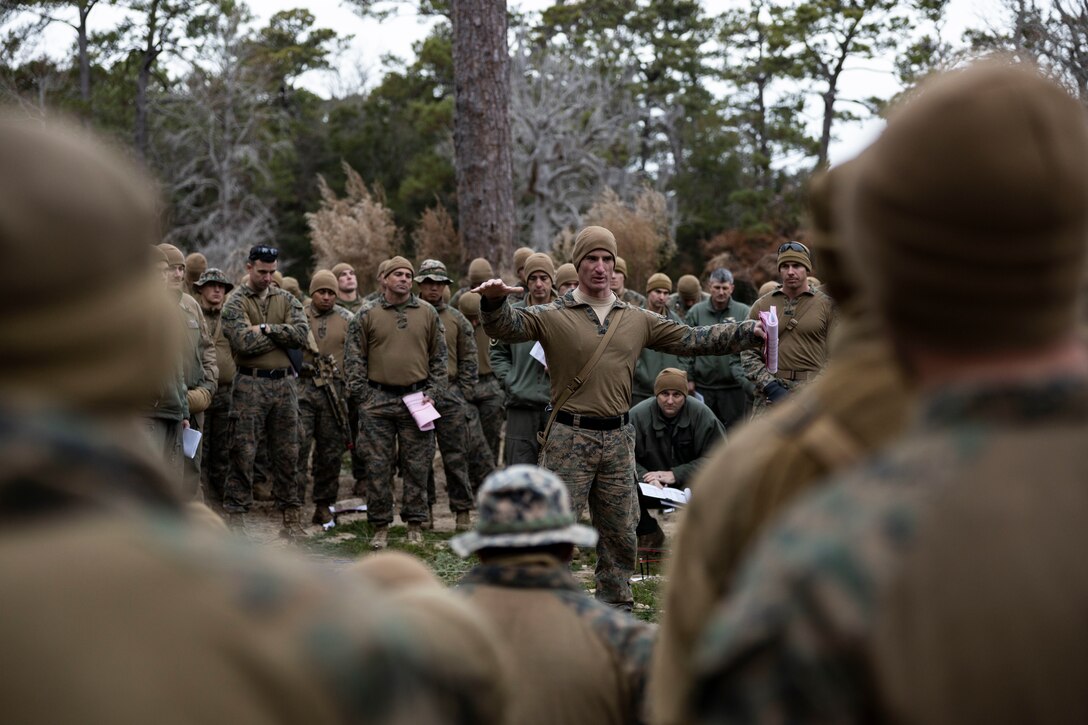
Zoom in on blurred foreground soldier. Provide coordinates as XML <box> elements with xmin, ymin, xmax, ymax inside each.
<box><xmin>160</xmin><ymin>242</ymin><xmax>218</xmax><ymax>498</ymax></box>
<box><xmin>612</xmin><ymin>256</ymin><xmax>647</xmax><ymax>307</ymax></box>
<box><xmin>555</xmin><ymin>262</ymin><xmax>578</xmax><ymax>295</ymax></box>
<box><xmin>632</xmin><ymin>273</ymin><xmax>689</xmax><ymax>406</ymax></box>
<box><xmin>184</xmin><ymin>251</ymin><xmax>206</xmax><ymax>295</ymax></box>
<box><xmin>475</xmin><ymin>226</ymin><xmax>764</xmax><ymax>609</ymax></box>
<box><xmin>491</xmin><ymin>252</ymin><xmax>558</xmax><ymax>466</ymax></box>
<box><xmin>221</xmin><ymin>244</ymin><xmax>310</xmax><ymax>538</ymax></box>
<box><xmin>667</xmin><ymin>274</ymin><xmax>708</xmax><ymax>318</ymax></box>
<box><xmin>651</xmin><ymin>162</ymin><xmax>911</xmax><ymax>725</ymax></box>
<box><xmin>742</xmin><ymin>241</ymin><xmax>836</xmax><ymax>411</ymax></box>
<box><xmin>346</xmin><ymin>550</ymin><xmax>441</xmax><ymax>592</ymax></box>
<box><xmin>415</xmin><ymin>259</ymin><xmax>478</xmax><ymax>531</ymax></box>
<box><xmin>331</xmin><ymin>262</ymin><xmax>361</xmax><ymax>313</ymax></box>
<box><xmin>296</xmin><ymin>270</ymin><xmax>353</xmax><ymax>526</ymax></box>
<box><xmin>345</xmin><ymin>256</ymin><xmax>446</xmax><ymax>549</ymax></box>
<box><xmin>684</xmin><ymin>268</ymin><xmax>752</xmax><ymax>429</ymax></box>
<box><xmin>630</xmin><ymin>368</ymin><xmax>723</xmax><ymax>550</ymax></box>
<box><xmin>193</xmin><ymin>268</ymin><xmax>235</xmax><ymax>510</ymax></box>
<box><xmin>0</xmin><ymin>114</ymin><xmax>441</xmax><ymax>725</ymax></box>
<box><xmin>453</xmin><ymin>465</ymin><xmax>655</xmax><ymax>725</ymax></box>
<box><xmin>691</xmin><ymin>61</ymin><xmax>1088</xmax><ymax>723</ymax></box>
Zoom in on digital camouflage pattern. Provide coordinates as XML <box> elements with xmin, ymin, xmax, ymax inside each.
<box><xmin>430</xmin><ymin>302</ymin><xmax>478</xmax><ymax>512</ymax></box>
<box><xmin>462</xmin><ymin>398</ymin><xmax>496</xmax><ymax>491</ymax></box>
<box><xmin>690</xmin><ymin>379</ymin><xmax>1088</xmax><ymax>724</ymax></box>
<box><xmin>450</xmin><ymin>464</ymin><xmax>598</xmax><ymax>556</ymax></box>
<box><xmin>358</xmin><ymin>387</ymin><xmax>435</xmax><ymax>526</ymax></box>
<box><xmin>538</xmin><ymin>423</ymin><xmax>639</xmax><ymax>607</ymax></box>
<box><xmin>222</xmin><ymin>375</ymin><xmax>302</xmax><ymax>512</ymax></box>
<box><xmin>199</xmin><ymin>382</ymin><xmax>232</xmax><ymax>509</ymax></box>
<box><xmin>619</xmin><ymin>288</ymin><xmax>647</xmax><ymax>308</ymax></box>
<box><xmin>468</xmin><ymin>373</ymin><xmax>505</xmax><ymax>466</ymax></box>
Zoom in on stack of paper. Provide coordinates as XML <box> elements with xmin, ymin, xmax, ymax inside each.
<box><xmin>760</xmin><ymin>306</ymin><xmax>779</xmax><ymax>374</ymax></box>
<box><xmin>402</xmin><ymin>391</ymin><xmax>441</xmax><ymax>431</ymax></box>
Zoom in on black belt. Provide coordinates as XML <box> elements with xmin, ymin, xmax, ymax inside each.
<box><xmin>478</xmin><ymin>372</ymin><xmax>495</xmax><ymax>380</ymax></box>
<box><xmin>554</xmin><ymin>410</ymin><xmax>629</xmax><ymax>431</ymax></box>
<box><xmin>238</xmin><ymin>366</ymin><xmax>291</xmax><ymax>379</ymax></box>
<box><xmin>368</xmin><ymin>379</ymin><xmax>426</xmax><ymax>395</ymax></box>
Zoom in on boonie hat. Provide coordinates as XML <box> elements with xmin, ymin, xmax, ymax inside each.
<box><xmin>194</xmin><ymin>268</ymin><xmax>235</xmax><ymax>292</ymax></box>
<box><xmin>451</xmin><ymin>465</ymin><xmax>598</xmax><ymax>557</ymax></box>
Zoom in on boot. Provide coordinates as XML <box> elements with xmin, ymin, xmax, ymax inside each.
<box><xmin>279</xmin><ymin>507</ymin><xmax>308</xmax><ymax>541</ymax></box>
<box><xmin>455</xmin><ymin>510</ymin><xmax>472</xmax><ymax>532</ymax></box>
<box><xmin>312</xmin><ymin>504</ymin><xmax>333</xmax><ymax>526</ymax></box>
<box><xmin>422</xmin><ymin>506</ymin><xmax>434</xmax><ymax>531</ymax></box>
<box><xmin>406</xmin><ymin>522</ymin><xmax>423</xmax><ymax>545</ymax></box>
<box><xmin>370</xmin><ymin>526</ymin><xmax>388</xmax><ymax>550</ymax></box>
<box><xmin>253</xmin><ymin>481</ymin><xmax>274</xmax><ymax>502</ymax></box>
<box><xmin>226</xmin><ymin>512</ymin><xmax>247</xmax><ymax>534</ymax></box>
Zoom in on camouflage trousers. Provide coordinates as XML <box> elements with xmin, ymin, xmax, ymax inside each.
<box><xmin>539</xmin><ymin>422</ymin><xmax>639</xmax><ymax>607</ymax></box>
<box><xmin>463</xmin><ymin>398</ymin><xmax>495</xmax><ymax>493</ymax></box>
<box><xmin>200</xmin><ymin>383</ymin><xmax>232</xmax><ymax>509</ymax></box>
<box><xmin>428</xmin><ymin>389</ymin><xmax>475</xmax><ymax>514</ymax></box>
<box><xmin>346</xmin><ymin>398</ymin><xmax>366</xmax><ymax>482</ymax></box>
<box><xmin>296</xmin><ymin>378</ymin><xmax>348</xmax><ymax>506</ymax></box>
<box><xmin>468</xmin><ymin>375</ymin><xmax>505</xmax><ymax>466</ymax></box>
<box><xmin>224</xmin><ymin>374</ymin><xmax>301</xmax><ymax>513</ymax></box>
<box><xmin>504</xmin><ymin>406</ymin><xmax>547</xmax><ymax>466</ymax></box>
<box><xmin>359</xmin><ymin>387</ymin><xmax>435</xmax><ymax>526</ymax></box>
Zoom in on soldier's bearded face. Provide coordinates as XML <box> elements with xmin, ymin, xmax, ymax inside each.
<box><xmin>312</xmin><ymin>288</ymin><xmax>337</xmax><ymax>312</ymax></box>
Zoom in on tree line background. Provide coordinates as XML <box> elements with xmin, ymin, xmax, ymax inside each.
<box><xmin>3</xmin><ymin>0</ymin><xmax>1086</xmax><ymax>293</ymax></box>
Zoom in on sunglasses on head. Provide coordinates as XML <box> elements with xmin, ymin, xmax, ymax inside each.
<box><xmin>779</xmin><ymin>241</ymin><xmax>810</xmax><ymax>255</ymax></box>
<box><xmin>248</xmin><ymin>245</ymin><xmax>279</xmax><ymax>262</ymax></box>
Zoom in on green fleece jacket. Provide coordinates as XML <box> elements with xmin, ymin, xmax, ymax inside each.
<box><xmin>490</xmin><ymin>300</ymin><xmax>551</xmax><ymax>408</ymax></box>
<box><xmin>630</xmin><ymin>395</ymin><xmax>724</xmax><ymax>486</ymax></box>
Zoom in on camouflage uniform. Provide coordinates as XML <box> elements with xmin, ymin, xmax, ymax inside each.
<box><xmin>296</xmin><ymin>300</ymin><xmax>353</xmax><ymax>507</ymax></box>
<box><xmin>180</xmin><ymin>291</ymin><xmax>218</xmax><ymax>499</ymax></box>
<box><xmin>741</xmin><ymin>286</ymin><xmax>835</xmax><ymax>413</ymax></box>
<box><xmin>195</xmin><ymin>269</ymin><xmax>237</xmax><ymax>510</ymax></box>
<box><xmin>344</xmin><ymin>293</ymin><xmax>446</xmax><ymax>527</ymax></box>
<box><xmin>220</xmin><ymin>284</ymin><xmax>310</xmax><ymax>513</ymax></box>
<box><xmin>691</xmin><ymin>379</ymin><xmax>1088</xmax><ymax>723</ymax></box>
<box><xmin>452</xmin><ymin>466</ymin><xmax>655</xmax><ymax>725</ymax></box>
<box><xmin>619</xmin><ymin>288</ymin><xmax>647</xmax><ymax>308</ymax></box>
<box><xmin>482</xmin><ymin>291</ymin><xmax>761</xmax><ymax>606</ymax></box>
<box><xmin>666</xmin><ymin>290</ymin><xmax>708</xmax><ymax>319</ymax></box>
<box><xmin>429</xmin><ymin>299</ymin><xmax>478</xmax><ymax>514</ymax></box>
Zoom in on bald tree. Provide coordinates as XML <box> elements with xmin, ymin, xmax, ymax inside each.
<box><xmin>451</xmin><ymin>0</ymin><xmax>516</xmax><ymax>273</ymax></box>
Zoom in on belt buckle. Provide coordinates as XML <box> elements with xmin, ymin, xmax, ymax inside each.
<box><xmin>572</xmin><ymin>413</ymin><xmax>582</xmax><ymax>428</ymax></box>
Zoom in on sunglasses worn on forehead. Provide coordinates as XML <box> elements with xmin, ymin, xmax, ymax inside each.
<box><xmin>779</xmin><ymin>241</ymin><xmax>810</xmax><ymax>255</ymax></box>
<box><xmin>249</xmin><ymin>245</ymin><xmax>279</xmax><ymax>262</ymax></box>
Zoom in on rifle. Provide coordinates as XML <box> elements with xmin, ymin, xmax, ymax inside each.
<box><xmin>307</xmin><ymin>331</ymin><xmax>354</xmax><ymax>451</ymax></box>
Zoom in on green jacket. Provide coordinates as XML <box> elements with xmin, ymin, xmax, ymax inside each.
<box><xmin>632</xmin><ymin>307</ymin><xmax>691</xmax><ymax>401</ymax></box>
<box><xmin>684</xmin><ymin>298</ymin><xmax>753</xmax><ymax>395</ymax></box>
<box><xmin>490</xmin><ymin>300</ymin><xmax>551</xmax><ymax>409</ymax></box>
<box><xmin>630</xmin><ymin>395</ymin><xmax>724</xmax><ymax>486</ymax></box>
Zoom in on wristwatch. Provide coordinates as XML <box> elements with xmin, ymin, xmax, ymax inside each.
<box><xmin>259</xmin><ymin>323</ymin><xmax>268</xmax><ymax>335</ymax></box>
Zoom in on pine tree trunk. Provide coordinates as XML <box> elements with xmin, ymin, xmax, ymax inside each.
<box><xmin>451</xmin><ymin>0</ymin><xmax>516</xmax><ymax>276</ymax></box>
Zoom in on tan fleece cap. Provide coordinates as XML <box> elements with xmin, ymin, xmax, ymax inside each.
<box><xmin>309</xmin><ymin>269</ymin><xmax>338</xmax><ymax>294</ymax></box>
<box><xmin>646</xmin><ymin>272</ymin><xmax>672</xmax><ymax>293</ymax></box>
<box><xmin>851</xmin><ymin>60</ymin><xmax>1088</xmax><ymax>351</ymax></box>
<box><xmin>677</xmin><ymin>274</ymin><xmax>702</xmax><ymax>301</ymax></box>
<box><xmin>572</xmin><ymin>226</ymin><xmax>618</xmax><ymax>268</ymax></box>
<box><xmin>554</xmin><ymin>263</ymin><xmax>577</xmax><ymax>289</ymax></box>
<box><xmin>458</xmin><ymin>291</ymin><xmax>481</xmax><ymax>317</ymax></box>
<box><xmin>385</xmin><ymin>255</ymin><xmax>414</xmax><ymax>276</ymax></box>
<box><xmin>654</xmin><ymin>367</ymin><xmax>688</xmax><ymax>396</ymax></box>
<box><xmin>468</xmin><ymin>257</ymin><xmax>494</xmax><ymax>286</ymax></box>
<box><xmin>513</xmin><ymin>246</ymin><xmax>534</xmax><ymax>273</ymax></box>
<box><xmin>185</xmin><ymin>252</ymin><xmax>206</xmax><ymax>281</ymax></box>
<box><xmin>158</xmin><ymin>243</ymin><xmax>185</xmax><ymax>267</ymax></box>
<box><xmin>332</xmin><ymin>262</ymin><xmax>354</xmax><ymax>279</ymax></box>
<box><xmin>523</xmin><ymin>252</ymin><xmax>555</xmax><ymax>282</ymax></box>
<box><xmin>614</xmin><ymin>256</ymin><xmax>628</xmax><ymax>276</ymax></box>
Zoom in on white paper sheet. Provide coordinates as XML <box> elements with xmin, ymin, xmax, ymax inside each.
<box><xmin>182</xmin><ymin>427</ymin><xmax>202</xmax><ymax>459</ymax></box>
<box><xmin>638</xmin><ymin>482</ymin><xmax>691</xmax><ymax>506</ymax></box>
<box><xmin>402</xmin><ymin>391</ymin><xmax>441</xmax><ymax>431</ymax></box>
<box><xmin>530</xmin><ymin>341</ymin><xmax>547</xmax><ymax>368</ymax></box>
<box><xmin>759</xmin><ymin>305</ymin><xmax>779</xmax><ymax>374</ymax></box>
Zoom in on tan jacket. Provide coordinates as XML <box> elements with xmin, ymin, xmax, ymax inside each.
<box><xmin>742</xmin><ymin>286</ymin><xmax>836</xmax><ymax>393</ymax></box>
<box><xmin>179</xmin><ymin>292</ymin><xmax>217</xmax><ymax>414</ymax></box>
<box><xmin>650</xmin><ymin>316</ymin><xmax>912</xmax><ymax>725</ymax></box>
<box><xmin>481</xmin><ymin>293</ymin><xmax>760</xmax><ymax>417</ymax></box>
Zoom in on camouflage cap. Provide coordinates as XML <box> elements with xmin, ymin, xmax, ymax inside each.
<box><xmin>194</xmin><ymin>268</ymin><xmax>235</xmax><ymax>292</ymax></box>
<box><xmin>450</xmin><ymin>465</ymin><xmax>598</xmax><ymax>557</ymax></box>
<box><xmin>414</xmin><ymin>258</ymin><xmax>451</xmax><ymax>284</ymax></box>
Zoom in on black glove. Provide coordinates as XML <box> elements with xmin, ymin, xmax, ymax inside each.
<box><xmin>764</xmin><ymin>381</ymin><xmax>789</xmax><ymax>403</ymax></box>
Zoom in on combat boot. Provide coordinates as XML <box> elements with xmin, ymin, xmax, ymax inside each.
<box><xmin>406</xmin><ymin>522</ymin><xmax>423</xmax><ymax>545</ymax></box>
<box><xmin>280</xmin><ymin>507</ymin><xmax>308</xmax><ymax>541</ymax></box>
<box><xmin>422</xmin><ymin>506</ymin><xmax>434</xmax><ymax>531</ymax></box>
<box><xmin>370</xmin><ymin>526</ymin><xmax>388</xmax><ymax>550</ymax></box>
<box><xmin>455</xmin><ymin>510</ymin><xmax>472</xmax><ymax>532</ymax></box>
<box><xmin>312</xmin><ymin>504</ymin><xmax>333</xmax><ymax>526</ymax></box>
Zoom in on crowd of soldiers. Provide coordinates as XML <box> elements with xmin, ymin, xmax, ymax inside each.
<box><xmin>4</xmin><ymin>58</ymin><xmax>1088</xmax><ymax>723</ymax></box>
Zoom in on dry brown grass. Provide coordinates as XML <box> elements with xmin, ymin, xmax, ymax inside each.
<box><xmin>577</xmin><ymin>187</ymin><xmax>674</xmax><ymax>292</ymax></box>
<box><xmin>412</xmin><ymin>201</ymin><xmax>462</xmax><ymax>275</ymax></box>
<box><xmin>307</xmin><ymin>162</ymin><xmax>403</xmax><ymax>293</ymax></box>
